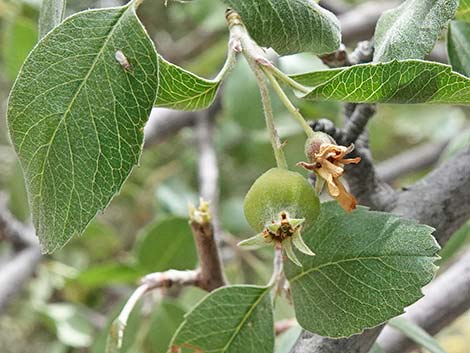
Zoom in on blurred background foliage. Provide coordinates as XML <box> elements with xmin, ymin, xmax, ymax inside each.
<box><xmin>0</xmin><ymin>0</ymin><xmax>468</xmax><ymax>352</ymax></box>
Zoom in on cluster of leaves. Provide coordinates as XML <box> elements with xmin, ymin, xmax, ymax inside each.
<box><xmin>4</xmin><ymin>0</ymin><xmax>470</xmax><ymax>352</ymax></box>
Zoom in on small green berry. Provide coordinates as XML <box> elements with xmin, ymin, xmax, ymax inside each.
<box><xmin>243</xmin><ymin>168</ymin><xmax>320</xmax><ymax>233</ymax></box>
<box><xmin>240</xmin><ymin>168</ymin><xmax>320</xmax><ymax>266</ymax></box>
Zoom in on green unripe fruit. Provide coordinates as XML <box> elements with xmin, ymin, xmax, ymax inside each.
<box><xmin>243</xmin><ymin>168</ymin><xmax>320</xmax><ymax>233</ymax></box>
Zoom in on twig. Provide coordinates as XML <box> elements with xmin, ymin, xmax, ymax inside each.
<box><xmin>192</xmin><ymin>110</ymin><xmax>226</xmax><ymax>291</ymax></box>
<box><xmin>107</xmin><ymin>283</ymin><xmax>150</xmax><ymax>353</ymax></box>
<box><xmin>319</xmin><ymin>0</ymin><xmax>350</xmax><ymax>14</ymax></box>
<box><xmin>195</xmin><ymin>111</ymin><xmax>221</xmax><ymax>236</ymax></box>
<box><xmin>0</xmin><ymin>193</ymin><xmax>41</xmax><ymax>314</ymax></box>
<box><xmin>393</xmin><ymin>148</ymin><xmax>470</xmax><ymax>246</ymax></box>
<box><xmin>377</xmin><ymin>251</ymin><xmax>470</xmax><ymax>353</ymax></box>
<box><xmin>342</xmin><ymin>104</ymin><xmax>377</xmax><ymax>145</ymax></box>
<box><xmin>339</xmin><ymin>1</ymin><xmax>399</xmax><ymax>44</ymax></box>
<box><xmin>107</xmin><ymin>269</ymin><xmax>201</xmax><ymax>352</ymax></box>
<box><xmin>348</xmin><ymin>41</ymin><xmax>375</xmax><ymax>65</ymax></box>
<box><xmin>290</xmin><ymin>326</ymin><xmax>383</xmax><ymax>353</ymax></box>
<box><xmin>377</xmin><ymin>140</ymin><xmax>449</xmax><ymax>183</ymax></box>
<box><xmin>143</xmin><ymin>96</ymin><xmax>222</xmax><ymax>148</ymax></box>
<box><xmin>0</xmin><ymin>246</ymin><xmax>41</xmax><ymax>314</ymax></box>
<box><xmin>160</xmin><ymin>27</ymin><xmax>226</xmax><ymax>65</ymax></box>
<box><xmin>319</xmin><ymin>41</ymin><xmax>374</xmax><ymax>69</ymax></box>
<box><xmin>141</xmin><ymin>269</ymin><xmax>199</xmax><ymax>290</ymax></box>
<box><xmin>0</xmin><ymin>193</ymin><xmax>36</xmax><ymax>250</ymax></box>
<box><xmin>189</xmin><ymin>201</ymin><xmax>226</xmax><ymax>292</ymax></box>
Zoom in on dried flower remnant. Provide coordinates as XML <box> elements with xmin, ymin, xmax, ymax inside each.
<box><xmin>239</xmin><ymin>210</ymin><xmax>314</xmax><ymax>267</ymax></box>
<box><xmin>297</xmin><ymin>132</ymin><xmax>361</xmax><ymax>212</ymax></box>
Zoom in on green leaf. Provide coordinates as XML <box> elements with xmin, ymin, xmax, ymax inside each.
<box><xmin>388</xmin><ymin>317</ymin><xmax>448</xmax><ymax>353</ymax></box>
<box><xmin>136</xmin><ymin>217</ymin><xmax>198</xmax><ymax>272</ymax></box>
<box><xmin>222</xmin><ymin>0</ymin><xmax>341</xmax><ymax>55</ymax></box>
<box><xmin>2</xmin><ymin>15</ymin><xmax>38</xmax><ymax>81</ymax></box>
<box><xmin>7</xmin><ymin>4</ymin><xmax>159</xmax><ymax>253</ymax></box>
<box><xmin>284</xmin><ymin>202</ymin><xmax>439</xmax><ymax>338</ymax></box>
<box><xmin>72</xmin><ymin>263</ymin><xmax>141</xmax><ymax>289</ymax></box>
<box><xmin>156</xmin><ymin>178</ymin><xmax>198</xmax><ymax>218</ymax></box>
<box><xmin>7</xmin><ymin>161</ymin><xmax>30</xmax><ymax>222</ymax></box>
<box><xmin>146</xmin><ymin>300</ymin><xmax>186</xmax><ymax>353</ymax></box>
<box><xmin>447</xmin><ymin>21</ymin><xmax>470</xmax><ymax>77</ymax></box>
<box><xmin>155</xmin><ymin>56</ymin><xmax>220</xmax><ymax>110</ymax></box>
<box><xmin>39</xmin><ymin>0</ymin><xmax>66</xmax><ymax>39</ymax></box>
<box><xmin>456</xmin><ymin>0</ymin><xmax>470</xmax><ymax>21</ymax></box>
<box><xmin>373</xmin><ymin>0</ymin><xmax>458</xmax><ymax>62</ymax></box>
<box><xmin>169</xmin><ymin>285</ymin><xmax>274</xmax><ymax>353</ymax></box>
<box><xmin>223</xmin><ymin>60</ymin><xmax>265</xmax><ymax>130</ymax></box>
<box><xmin>39</xmin><ymin>303</ymin><xmax>94</xmax><ymax>348</ymax></box>
<box><xmin>291</xmin><ymin>60</ymin><xmax>470</xmax><ymax>105</ymax></box>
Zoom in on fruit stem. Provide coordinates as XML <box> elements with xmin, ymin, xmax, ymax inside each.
<box><xmin>264</xmin><ymin>68</ymin><xmax>314</xmax><ymax>138</ymax></box>
<box><xmin>251</xmin><ymin>64</ymin><xmax>289</xmax><ymax>169</ymax></box>
<box><xmin>268</xmin><ymin>244</ymin><xmax>284</xmax><ymax>291</ymax></box>
<box><xmin>232</xmin><ymin>17</ymin><xmax>288</xmax><ymax>169</ymax></box>
<box><xmin>265</xmin><ymin>64</ymin><xmax>311</xmax><ymax>94</ymax></box>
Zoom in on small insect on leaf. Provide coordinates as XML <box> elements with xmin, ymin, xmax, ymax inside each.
<box><xmin>115</xmin><ymin>49</ymin><xmax>131</xmax><ymax>71</ymax></box>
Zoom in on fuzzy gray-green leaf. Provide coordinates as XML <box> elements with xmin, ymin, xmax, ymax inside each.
<box><xmin>169</xmin><ymin>285</ymin><xmax>274</xmax><ymax>353</ymax></box>
<box><xmin>7</xmin><ymin>4</ymin><xmax>159</xmax><ymax>253</ymax></box>
<box><xmin>292</xmin><ymin>60</ymin><xmax>470</xmax><ymax>105</ymax></box>
<box><xmin>223</xmin><ymin>0</ymin><xmax>341</xmax><ymax>55</ymax></box>
<box><xmin>284</xmin><ymin>202</ymin><xmax>439</xmax><ymax>338</ymax></box>
<box><xmin>155</xmin><ymin>56</ymin><xmax>220</xmax><ymax>110</ymax></box>
<box><xmin>447</xmin><ymin>21</ymin><xmax>470</xmax><ymax>77</ymax></box>
<box><xmin>374</xmin><ymin>0</ymin><xmax>458</xmax><ymax>62</ymax></box>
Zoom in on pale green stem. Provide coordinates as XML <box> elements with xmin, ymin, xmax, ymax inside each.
<box><xmin>266</xmin><ymin>64</ymin><xmax>311</xmax><ymax>94</ymax></box>
<box><xmin>268</xmin><ymin>244</ymin><xmax>284</xmax><ymax>289</ymax></box>
<box><xmin>234</xmin><ymin>24</ymin><xmax>288</xmax><ymax>169</ymax></box>
<box><xmin>252</xmin><ymin>63</ymin><xmax>288</xmax><ymax>169</ymax></box>
<box><xmin>264</xmin><ymin>69</ymin><xmax>314</xmax><ymax>138</ymax></box>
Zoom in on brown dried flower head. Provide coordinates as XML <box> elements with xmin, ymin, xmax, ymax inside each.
<box><xmin>297</xmin><ymin>132</ymin><xmax>361</xmax><ymax>212</ymax></box>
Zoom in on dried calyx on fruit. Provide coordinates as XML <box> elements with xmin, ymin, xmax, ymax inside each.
<box><xmin>297</xmin><ymin>131</ymin><xmax>361</xmax><ymax>212</ymax></box>
<box><xmin>239</xmin><ymin>168</ymin><xmax>320</xmax><ymax>266</ymax></box>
